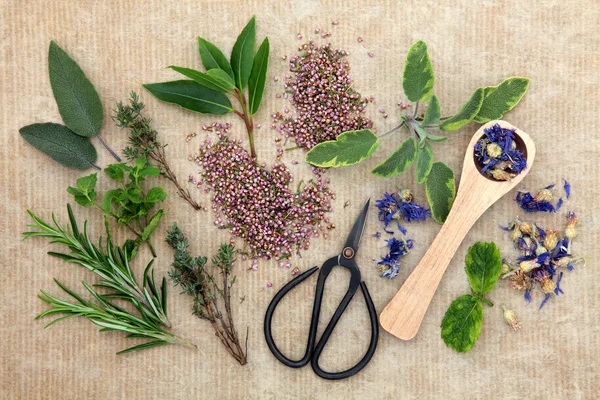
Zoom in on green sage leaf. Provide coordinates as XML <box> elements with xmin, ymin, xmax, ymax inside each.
<box><xmin>439</xmin><ymin>88</ymin><xmax>485</xmax><ymax>132</ymax></box>
<box><xmin>402</xmin><ymin>41</ymin><xmax>434</xmax><ymax>103</ymax></box>
<box><xmin>141</xmin><ymin>210</ymin><xmax>164</xmax><ymax>242</ymax></box>
<box><xmin>198</xmin><ymin>37</ymin><xmax>234</xmax><ymax>79</ymax></box>
<box><xmin>168</xmin><ymin>66</ymin><xmax>234</xmax><ymax>93</ymax></box>
<box><xmin>143</xmin><ymin>80</ymin><xmax>232</xmax><ymax>115</ymax></box>
<box><xmin>415</xmin><ymin>141</ymin><xmax>434</xmax><ymax>184</ymax></box>
<box><xmin>305</xmin><ymin>129</ymin><xmax>378</xmax><ymax>168</ymax></box>
<box><xmin>473</xmin><ymin>77</ymin><xmax>530</xmax><ymax>123</ymax></box>
<box><xmin>248</xmin><ymin>37</ymin><xmax>270</xmax><ymax>115</ymax></box>
<box><xmin>230</xmin><ymin>16</ymin><xmax>256</xmax><ymax>90</ymax></box>
<box><xmin>371</xmin><ymin>136</ymin><xmax>417</xmax><ymax>178</ymax></box>
<box><xmin>441</xmin><ymin>294</ymin><xmax>483</xmax><ymax>353</ymax></box>
<box><xmin>425</xmin><ymin>162</ymin><xmax>455</xmax><ymax>223</ymax></box>
<box><xmin>465</xmin><ymin>242</ymin><xmax>503</xmax><ymax>295</ymax></box>
<box><xmin>48</xmin><ymin>41</ymin><xmax>103</xmax><ymax>137</ymax></box>
<box><xmin>421</xmin><ymin>95</ymin><xmax>440</xmax><ymax>126</ymax></box>
<box><xmin>19</xmin><ymin>123</ymin><xmax>98</xmax><ymax>170</ymax></box>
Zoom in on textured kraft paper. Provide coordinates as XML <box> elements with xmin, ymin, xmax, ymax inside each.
<box><xmin>1</xmin><ymin>0</ymin><xmax>599</xmax><ymax>399</ymax></box>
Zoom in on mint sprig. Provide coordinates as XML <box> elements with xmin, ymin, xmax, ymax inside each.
<box><xmin>441</xmin><ymin>242</ymin><xmax>503</xmax><ymax>353</ymax></box>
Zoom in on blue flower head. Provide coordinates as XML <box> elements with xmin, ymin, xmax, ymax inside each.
<box><xmin>375</xmin><ymin>190</ymin><xmax>430</xmax><ymax>235</ymax></box>
<box><xmin>377</xmin><ymin>237</ymin><xmax>414</xmax><ymax>279</ymax></box>
<box><xmin>475</xmin><ymin>124</ymin><xmax>527</xmax><ymax>180</ymax></box>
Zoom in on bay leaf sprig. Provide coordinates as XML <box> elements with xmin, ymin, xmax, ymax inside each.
<box><xmin>166</xmin><ymin>223</ymin><xmax>248</xmax><ymax>365</ymax></box>
<box><xmin>19</xmin><ymin>41</ymin><xmax>120</xmax><ymax>170</ymax></box>
<box><xmin>144</xmin><ymin>16</ymin><xmax>269</xmax><ymax>159</ymax></box>
<box><xmin>305</xmin><ymin>40</ymin><xmax>530</xmax><ymax>223</ymax></box>
<box><xmin>441</xmin><ymin>242</ymin><xmax>503</xmax><ymax>353</ymax></box>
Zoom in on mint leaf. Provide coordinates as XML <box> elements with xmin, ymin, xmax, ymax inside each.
<box><xmin>425</xmin><ymin>162</ymin><xmax>455</xmax><ymax>223</ymax></box>
<box><xmin>439</xmin><ymin>88</ymin><xmax>485</xmax><ymax>132</ymax></box>
<box><xmin>248</xmin><ymin>37</ymin><xmax>270</xmax><ymax>115</ymax></box>
<box><xmin>19</xmin><ymin>123</ymin><xmax>98</xmax><ymax>170</ymax></box>
<box><xmin>168</xmin><ymin>66</ymin><xmax>234</xmax><ymax>93</ymax></box>
<box><xmin>198</xmin><ymin>37</ymin><xmax>234</xmax><ymax>79</ymax></box>
<box><xmin>141</xmin><ymin>210</ymin><xmax>164</xmax><ymax>242</ymax></box>
<box><xmin>402</xmin><ymin>41</ymin><xmax>434</xmax><ymax>103</ymax></box>
<box><xmin>48</xmin><ymin>41</ymin><xmax>103</xmax><ymax>137</ymax></box>
<box><xmin>305</xmin><ymin>129</ymin><xmax>378</xmax><ymax>168</ymax></box>
<box><xmin>371</xmin><ymin>136</ymin><xmax>417</xmax><ymax>178</ymax></box>
<box><xmin>421</xmin><ymin>95</ymin><xmax>440</xmax><ymax>126</ymax></box>
<box><xmin>143</xmin><ymin>80</ymin><xmax>232</xmax><ymax>115</ymax></box>
<box><xmin>102</xmin><ymin>189</ymin><xmax>121</xmax><ymax>213</ymax></box>
<box><xmin>67</xmin><ymin>173</ymin><xmax>97</xmax><ymax>207</ymax></box>
<box><xmin>415</xmin><ymin>141</ymin><xmax>433</xmax><ymax>184</ymax></box>
<box><xmin>145</xmin><ymin>187</ymin><xmax>167</xmax><ymax>204</ymax></box>
<box><xmin>104</xmin><ymin>163</ymin><xmax>128</xmax><ymax>181</ymax></box>
<box><xmin>441</xmin><ymin>294</ymin><xmax>483</xmax><ymax>353</ymax></box>
<box><xmin>473</xmin><ymin>77</ymin><xmax>530</xmax><ymax>123</ymax></box>
<box><xmin>230</xmin><ymin>16</ymin><xmax>256</xmax><ymax>90</ymax></box>
<box><xmin>465</xmin><ymin>242</ymin><xmax>503</xmax><ymax>295</ymax></box>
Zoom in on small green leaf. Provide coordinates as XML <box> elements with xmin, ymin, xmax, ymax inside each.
<box><xmin>67</xmin><ymin>174</ymin><xmax>97</xmax><ymax>207</ymax></box>
<box><xmin>104</xmin><ymin>163</ymin><xmax>127</xmax><ymax>181</ymax></box>
<box><xmin>425</xmin><ymin>162</ymin><xmax>455</xmax><ymax>223</ymax></box>
<box><xmin>143</xmin><ymin>80</ymin><xmax>232</xmax><ymax>115</ymax></box>
<box><xmin>102</xmin><ymin>189</ymin><xmax>121</xmax><ymax>213</ymax></box>
<box><xmin>198</xmin><ymin>37</ymin><xmax>234</xmax><ymax>79</ymax></box>
<box><xmin>145</xmin><ymin>187</ymin><xmax>167</xmax><ymax>204</ymax></box>
<box><xmin>439</xmin><ymin>88</ymin><xmax>485</xmax><ymax>132</ymax></box>
<box><xmin>305</xmin><ymin>129</ymin><xmax>378</xmax><ymax>168</ymax></box>
<box><xmin>473</xmin><ymin>77</ymin><xmax>530</xmax><ymax>123</ymax></box>
<box><xmin>424</xmin><ymin>132</ymin><xmax>448</xmax><ymax>142</ymax></box>
<box><xmin>421</xmin><ymin>95</ymin><xmax>440</xmax><ymax>126</ymax></box>
<box><xmin>415</xmin><ymin>141</ymin><xmax>434</xmax><ymax>184</ymax></box>
<box><xmin>141</xmin><ymin>210</ymin><xmax>164</xmax><ymax>242</ymax></box>
<box><xmin>371</xmin><ymin>136</ymin><xmax>417</xmax><ymax>178</ymax></box>
<box><xmin>465</xmin><ymin>242</ymin><xmax>503</xmax><ymax>295</ymax></box>
<box><xmin>441</xmin><ymin>294</ymin><xmax>483</xmax><ymax>353</ymax></box>
<box><xmin>248</xmin><ymin>37</ymin><xmax>270</xmax><ymax>115</ymax></box>
<box><xmin>168</xmin><ymin>66</ymin><xmax>234</xmax><ymax>93</ymax></box>
<box><xmin>139</xmin><ymin>165</ymin><xmax>160</xmax><ymax>177</ymax></box>
<box><xmin>48</xmin><ymin>41</ymin><xmax>103</xmax><ymax>137</ymax></box>
<box><xmin>19</xmin><ymin>123</ymin><xmax>98</xmax><ymax>170</ymax></box>
<box><xmin>230</xmin><ymin>16</ymin><xmax>256</xmax><ymax>90</ymax></box>
<box><xmin>402</xmin><ymin>41</ymin><xmax>434</xmax><ymax>103</ymax></box>
<box><xmin>207</xmin><ymin>69</ymin><xmax>235</xmax><ymax>88</ymax></box>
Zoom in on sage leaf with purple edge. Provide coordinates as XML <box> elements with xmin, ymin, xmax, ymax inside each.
<box><xmin>230</xmin><ymin>16</ymin><xmax>256</xmax><ymax>90</ymax></box>
<box><xmin>306</xmin><ymin>129</ymin><xmax>379</xmax><ymax>167</ymax></box>
<box><xmin>473</xmin><ymin>77</ymin><xmax>530</xmax><ymax>123</ymax></box>
<box><xmin>439</xmin><ymin>88</ymin><xmax>485</xmax><ymax>132</ymax></box>
<box><xmin>168</xmin><ymin>66</ymin><xmax>235</xmax><ymax>93</ymax></box>
<box><xmin>198</xmin><ymin>37</ymin><xmax>235</xmax><ymax>79</ymax></box>
<box><xmin>371</xmin><ymin>136</ymin><xmax>417</xmax><ymax>178</ymax></box>
<box><xmin>425</xmin><ymin>162</ymin><xmax>455</xmax><ymax>223</ymax></box>
<box><xmin>143</xmin><ymin>80</ymin><xmax>233</xmax><ymax>115</ymax></box>
<box><xmin>248</xmin><ymin>37</ymin><xmax>270</xmax><ymax>115</ymax></box>
<box><xmin>19</xmin><ymin>123</ymin><xmax>99</xmax><ymax>170</ymax></box>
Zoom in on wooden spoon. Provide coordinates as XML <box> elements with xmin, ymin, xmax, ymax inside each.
<box><xmin>380</xmin><ymin>120</ymin><xmax>535</xmax><ymax>340</ymax></box>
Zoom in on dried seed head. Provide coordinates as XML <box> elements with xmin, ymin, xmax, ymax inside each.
<box><xmin>501</xmin><ymin>305</ymin><xmax>522</xmax><ymax>331</ymax></box>
<box><xmin>490</xmin><ymin>168</ymin><xmax>513</xmax><ymax>181</ymax></box>
<box><xmin>520</xmin><ymin>259</ymin><xmax>539</xmax><ymax>273</ymax></box>
<box><xmin>540</xmin><ymin>275</ymin><xmax>556</xmax><ymax>294</ymax></box>
<box><xmin>486</xmin><ymin>142</ymin><xmax>503</xmax><ymax>158</ymax></box>
<box><xmin>399</xmin><ymin>189</ymin><xmax>413</xmax><ymax>202</ymax></box>
<box><xmin>511</xmin><ymin>270</ymin><xmax>532</xmax><ymax>290</ymax></box>
<box><xmin>511</xmin><ymin>225</ymin><xmax>522</xmax><ymax>242</ymax></box>
<box><xmin>565</xmin><ymin>211</ymin><xmax>578</xmax><ymax>240</ymax></box>
<box><xmin>544</xmin><ymin>229</ymin><xmax>559</xmax><ymax>251</ymax></box>
<box><xmin>535</xmin><ymin>189</ymin><xmax>553</xmax><ymax>203</ymax></box>
<box><xmin>520</xmin><ymin>222</ymin><xmax>534</xmax><ymax>235</ymax></box>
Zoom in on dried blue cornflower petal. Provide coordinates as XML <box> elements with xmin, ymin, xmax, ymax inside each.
<box><xmin>371</xmin><ymin>231</ymin><xmax>382</xmax><ymax>239</ymax></box>
<box><xmin>563</xmin><ymin>179</ymin><xmax>571</xmax><ymax>199</ymax></box>
<box><xmin>556</xmin><ymin>197</ymin><xmax>564</xmax><ymax>212</ymax></box>
<box><xmin>524</xmin><ymin>289</ymin><xmax>532</xmax><ymax>303</ymax></box>
<box><xmin>554</xmin><ymin>272</ymin><xmax>564</xmax><ymax>295</ymax></box>
<box><xmin>376</xmin><ymin>237</ymin><xmax>414</xmax><ymax>279</ymax></box>
<box><xmin>375</xmin><ymin>190</ymin><xmax>430</xmax><ymax>235</ymax></box>
<box><xmin>516</xmin><ymin>190</ymin><xmax>557</xmax><ymax>213</ymax></box>
<box><xmin>474</xmin><ymin>124</ymin><xmax>527</xmax><ymax>181</ymax></box>
<box><xmin>539</xmin><ymin>293</ymin><xmax>551</xmax><ymax>310</ymax></box>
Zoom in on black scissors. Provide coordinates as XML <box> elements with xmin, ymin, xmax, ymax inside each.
<box><xmin>264</xmin><ymin>199</ymin><xmax>379</xmax><ymax>380</ymax></box>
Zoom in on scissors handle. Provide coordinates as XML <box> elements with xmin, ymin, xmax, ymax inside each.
<box><xmin>263</xmin><ymin>258</ymin><xmax>379</xmax><ymax>380</ymax></box>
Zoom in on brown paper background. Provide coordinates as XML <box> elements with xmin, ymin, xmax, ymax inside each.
<box><xmin>1</xmin><ymin>0</ymin><xmax>599</xmax><ymax>398</ymax></box>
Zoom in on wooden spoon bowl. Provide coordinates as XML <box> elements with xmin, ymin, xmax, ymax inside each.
<box><xmin>380</xmin><ymin>120</ymin><xmax>535</xmax><ymax>340</ymax></box>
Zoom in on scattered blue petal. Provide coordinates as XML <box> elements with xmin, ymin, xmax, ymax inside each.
<box><xmin>556</xmin><ymin>198</ymin><xmax>564</xmax><ymax>212</ymax></box>
<box><xmin>377</xmin><ymin>237</ymin><xmax>414</xmax><ymax>279</ymax></box>
<box><xmin>554</xmin><ymin>272</ymin><xmax>564</xmax><ymax>295</ymax></box>
<box><xmin>539</xmin><ymin>293</ymin><xmax>552</xmax><ymax>310</ymax></box>
<box><xmin>524</xmin><ymin>289</ymin><xmax>532</xmax><ymax>303</ymax></box>
<box><xmin>516</xmin><ymin>191</ymin><xmax>556</xmax><ymax>213</ymax></box>
<box><xmin>563</xmin><ymin>179</ymin><xmax>571</xmax><ymax>199</ymax></box>
<box><xmin>371</xmin><ymin>232</ymin><xmax>381</xmax><ymax>239</ymax></box>
<box><xmin>567</xmin><ymin>262</ymin><xmax>574</xmax><ymax>271</ymax></box>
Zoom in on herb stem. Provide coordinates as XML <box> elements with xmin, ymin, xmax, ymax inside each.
<box><xmin>233</xmin><ymin>90</ymin><xmax>256</xmax><ymax>160</ymax></box>
<box><xmin>96</xmin><ymin>134</ymin><xmax>122</xmax><ymax>162</ymax></box>
<box><xmin>413</xmin><ymin>102</ymin><xmax>419</xmax><ymax>118</ymax></box>
<box><xmin>378</xmin><ymin>120</ymin><xmax>406</xmax><ymax>138</ymax></box>
<box><xmin>89</xmin><ymin>161</ymin><xmax>102</xmax><ymax>171</ymax></box>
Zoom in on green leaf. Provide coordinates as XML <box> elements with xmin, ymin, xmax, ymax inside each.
<box><xmin>143</xmin><ymin>80</ymin><xmax>232</xmax><ymax>115</ymax></box>
<box><xmin>425</xmin><ymin>162</ymin><xmax>455</xmax><ymax>223</ymax></box>
<box><xmin>66</xmin><ymin>173</ymin><xmax>98</xmax><ymax>207</ymax></box>
<box><xmin>439</xmin><ymin>88</ymin><xmax>485</xmax><ymax>132</ymax></box>
<box><xmin>198</xmin><ymin>37</ymin><xmax>234</xmax><ymax>79</ymax></box>
<box><xmin>48</xmin><ymin>41</ymin><xmax>103</xmax><ymax>137</ymax></box>
<box><xmin>248</xmin><ymin>37</ymin><xmax>270</xmax><ymax>115</ymax></box>
<box><xmin>19</xmin><ymin>123</ymin><xmax>98</xmax><ymax>170</ymax></box>
<box><xmin>104</xmin><ymin>163</ymin><xmax>127</xmax><ymax>181</ymax></box>
<box><xmin>415</xmin><ymin>141</ymin><xmax>434</xmax><ymax>184</ymax></box>
<box><xmin>305</xmin><ymin>129</ymin><xmax>379</xmax><ymax>168</ymax></box>
<box><xmin>465</xmin><ymin>242</ymin><xmax>503</xmax><ymax>295</ymax></box>
<box><xmin>145</xmin><ymin>187</ymin><xmax>167</xmax><ymax>204</ymax></box>
<box><xmin>421</xmin><ymin>95</ymin><xmax>440</xmax><ymax>126</ymax></box>
<box><xmin>441</xmin><ymin>294</ymin><xmax>483</xmax><ymax>353</ymax></box>
<box><xmin>168</xmin><ymin>66</ymin><xmax>234</xmax><ymax>93</ymax></box>
<box><xmin>230</xmin><ymin>16</ymin><xmax>256</xmax><ymax>90</ymax></box>
<box><xmin>371</xmin><ymin>136</ymin><xmax>417</xmax><ymax>178</ymax></box>
<box><xmin>207</xmin><ymin>69</ymin><xmax>235</xmax><ymax>88</ymax></box>
<box><xmin>402</xmin><ymin>41</ymin><xmax>434</xmax><ymax>103</ymax></box>
<box><xmin>139</xmin><ymin>165</ymin><xmax>160</xmax><ymax>177</ymax></box>
<box><xmin>473</xmin><ymin>77</ymin><xmax>530</xmax><ymax>123</ymax></box>
<box><xmin>141</xmin><ymin>210</ymin><xmax>164</xmax><ymax>242</ymax></box>
<box><xmin>101</xmin><ymin>189</ymin><xmax>121</xmax><ymax>213</ymax></box>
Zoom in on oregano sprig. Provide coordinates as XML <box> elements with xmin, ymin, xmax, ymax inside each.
<box><xmin>144</xmin><ymin>16</ymin><xmax>270</xmax><ymax>159</ymax></box>
<box><xmin>440</xmin><ymin>242</ymin><xmax>503</xmax><ymax>353</ymax></box>
<box><xmin>305</xmin><ymin>40</ymin><xmax>530</xmax><ymax>223</ymax></box>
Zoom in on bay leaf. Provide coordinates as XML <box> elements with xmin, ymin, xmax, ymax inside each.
<box><xmin>248</xmin><ymin>37</ymin><xmax>270</xmax><ymax>115</ymax></box>
<box><xmin>168</xmin><ymin>66</ymin><xmax>234</xmax><ymax>93</ymax></box>
<box><xmin>230</xmin><ymin>16</ymin><xmax>256</xmax><ymax>90</ymax></box>
<box><xmin>143</xmin><ymin>80</ymin><xmax>232</xmax><ymax>115</ymax></box>
<box><xmin>198</xmin><ymin>37</ymin><xmax>234</xmax><ymax>79</ymax></box>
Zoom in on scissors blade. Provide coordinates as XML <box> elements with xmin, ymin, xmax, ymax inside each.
<box><xmin>343</xmin><ymin>199</ymin><xmax>370</xmax><ymax>253</ymax></box>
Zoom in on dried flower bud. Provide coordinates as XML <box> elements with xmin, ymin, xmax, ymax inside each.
<box><xmin>486</xmin><ymin>142</ymin><xmax>503</xmax><ymax>158</ymax></box>
<box><xmin>510</xmin><ymin>270</ymin><xmax>532</xmax><ymax>290</ymax></box>
<box><xmin>501</xmin><ymin>305</ymin><xmax>522</xmax><ymax>331</ymax></box>
<box><xmin>535</xmin><ymin>189</ymin><xmax>553</xmax><ymax>203</ymax></box>
<box><xmin>520</xmin><ymin>222</ymin><xmax>533</xmax><ymax>235</ymax></box>
<box><xmin>544</xmin><ymin>229</ymin><xmax>559</xmax><ymax>251</ymax></box>
<box><xmin>555</xmin><ymin>256</ymin><xmax>572</xmax><ymax>269</ymax></box>
<box><xmin>399</xmin><ymin>189</ymin><xmax>413</xmax><ymax>202</ymax></box>
<box><xmin>490</xmin><ymin>168</ymin><xmax>514</xmax><ymax>181</ymax></box>
<box><xmin>502</xmin><ymin>262</ymin><xmax>510</xmax><ymax>274</ymax></box>
<box><xmin>565</xmin><ymin>211</ymin><xmax>578</xmax><ymax>240</ymax></box>
<box><xmin>520</xmin><ymin>259</ymin><xmax>539</xmax><ymax>273</ymax></box>
<box><xmin>511</xmin><ymin>226</ymin><xmax>522</xmax><ymax>242</ymax></box>
<box><xmin>535</xmin><ymin>245</ymin><xmax>548</xmax><ymax>256</ymax></box>
<box><xmin>540</xmin><ymin>275</ymin><xmax>556</xmax><ymax>294</ymax></box>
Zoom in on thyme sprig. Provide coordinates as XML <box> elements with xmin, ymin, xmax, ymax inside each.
<box><xmin>166</xmin><ymin>223</ymin><xmax>248</xmax><ymax>365</ymax></box>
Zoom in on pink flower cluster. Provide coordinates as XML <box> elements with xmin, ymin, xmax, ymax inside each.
<box><xmin>274</xmin><ymin>41</ymin><xmax>373</xmax><ymax>150</ymax></box>
<box><xmin>190</xmin><ymin>123</ymin><xmax>334</xmax><ymax>268</ymax></box>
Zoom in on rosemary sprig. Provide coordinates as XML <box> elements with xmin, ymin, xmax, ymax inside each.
<box><xmin>166</xmin><ymin>223</ymin><xmax>247</xmax><ymax>365</ymax></box>
<box><xmin>24</xmin><ymin>204</ymin><xmax>170</xmax><ymax>327</ymax></box>
<box><xmin>113</xmin><ymin>93</ymin><xmax>203</xmax><ymax>211</ymax></box>
<box><xmin>37</xmin><ymin>279</ymin><xmax>195</xmax><ymax>354</ymax></box>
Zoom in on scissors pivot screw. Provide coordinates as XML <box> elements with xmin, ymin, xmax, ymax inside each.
<box><xmin>342</xmin><ymin>247</ymin><xmax>355</xmax><ymax>259</ymax></box>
